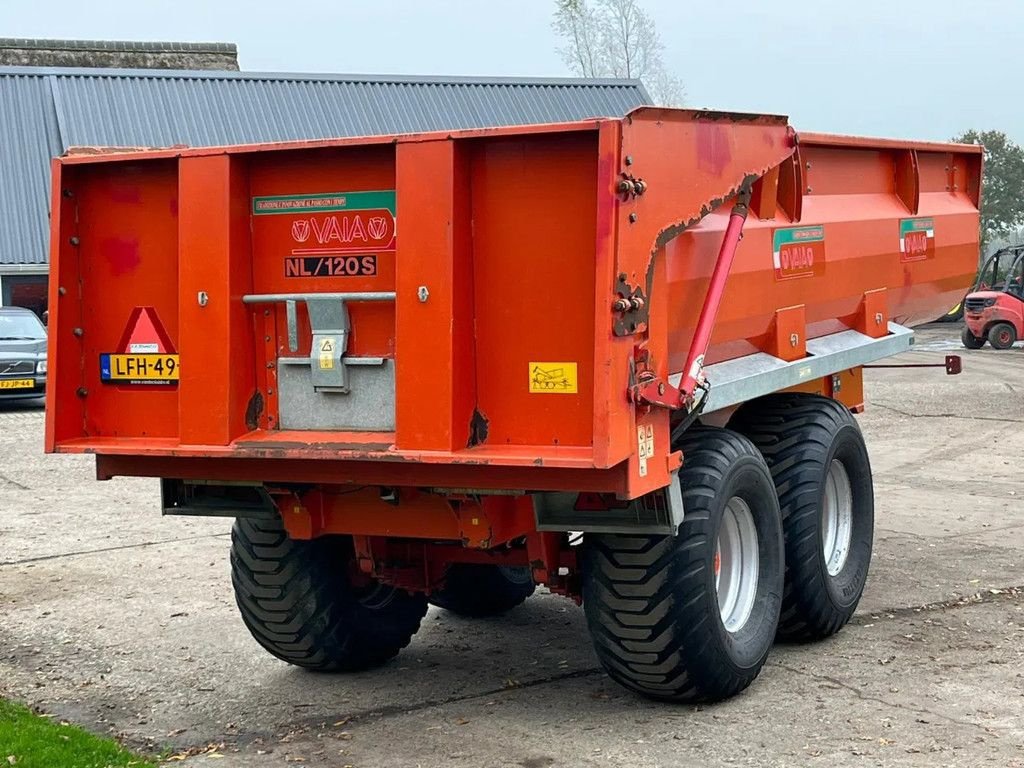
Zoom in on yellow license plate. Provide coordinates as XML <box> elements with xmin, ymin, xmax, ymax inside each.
<box><xmin>100</xmin><ymin>354</ymin><xmax>179</xmax><ymax>383</ymax></box>
<box><xmin>0</xmin><ymin>379</ymin><xmax>33</xmax><ymax>389</ymax></box>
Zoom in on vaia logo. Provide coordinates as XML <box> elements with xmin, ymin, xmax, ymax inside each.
<box><xmin>289</xmin><ymin>211</ymin><xmax>395</xmax><ymax>250</ymax></box>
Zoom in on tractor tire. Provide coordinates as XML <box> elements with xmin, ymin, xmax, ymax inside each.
<box><xmin>961</xmin><ymin>326</ymin><xmax>985</xmax><ymax>349</ymax></box>
<box><xmin>581</xmin><ymin>427</ymin><xmax>784</xmax><ymax>703</ymax></box>
<box><xmin>429</xmin><ymin>564</ymin><xmax>536</xmax><ymax>617</ymax></box>
<box><xmin>230</xmin><ymin>516</ymin><xmax>427</xmax><ymax>671</ymax></box>
<box><xmin>988</xmin><ymin>322</ymin><xmax>1016</xmax><ymax>350</ymax></box>
<box><xmin>730</xmin><ymin>393</ymin><xmax>874</xmax><ymax>642</ymax></box>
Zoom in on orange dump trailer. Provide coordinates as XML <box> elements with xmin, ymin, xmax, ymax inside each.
<box><xmin>46</xmin><ymin>108</ymin><xmax>981</xmax><ymax>702</ymax></box>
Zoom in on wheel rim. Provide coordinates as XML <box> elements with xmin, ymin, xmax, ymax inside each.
<box><xmin>715</xmin><ymin>496</ymin><xmax>760</xmax><ymax>633</ymax></box>
<box><xmin>822</xmin><ymin>459</ymin><xmax>854</xmax><ymax>576</ymax></box>
<box><xmin>1002</xmin><ymin>330</ymin><xmax>1012</xmax><ymax>345</ymax></box>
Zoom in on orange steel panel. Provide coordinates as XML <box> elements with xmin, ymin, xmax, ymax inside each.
<box><xmin>592</xmin><ymin>121</ymin><xmax>628</xmax><ymax>468</ymax></box>
<box><xmin>281</xmin><ymin>488</ymin><xmax>535</xmax><ymax>547</ymax></box>
<box><xmin>76</xmin><ymin>160</ymin><xmax>181</xmax><ymax>440</ymax></box>
<box><xmin>45</xmin><ymin>162</ymin><xmax>85</xmax><ymax>450</ymax></box>
<box><xmin>177</xmin><ymin>155</ymin><xmax>255</xmax><ymax>444</ymax></box>
<box><xmin>766</xmin><ymin>305</ymin><xmax>807</xmax><ymax>361</ymax></box>
<box><xmin>394</xmin><ymin>139</ymin><xmax>475</xmax><ymax>451</ymax></box>
<box><xmin>469</xmin><ymin>133</ymin><xmax>599</xmax><ymax>449</ymax></box>
<box><xmin>783</xmin><ymin>368</ymin><xmax>864</xmax><ymax>411</ymax></box>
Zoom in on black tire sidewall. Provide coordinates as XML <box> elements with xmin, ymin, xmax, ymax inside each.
<box><xmin>961</xmin><ymin>326</ymin><xmax>984</xmax><ymax>349</ymax></box>
<box><xmin>815</xmin><ymin>425</ymin><xmax>874</xmax><ymax>611</ymax></box>
<box><xmin>989</xmin><ymin>322</ymin><xmax>1016</xmax><ymax>349</ymax></box>
<box><xmin>707</xmin><ymin>456</ymin><xmax>785</xmax><ymax>671</ymax></box>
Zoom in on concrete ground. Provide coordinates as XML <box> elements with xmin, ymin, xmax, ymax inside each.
<box><xmin>1</xmin><ymin>323</ymin><xmax>1022</xmax><ymax>767</ymax></box>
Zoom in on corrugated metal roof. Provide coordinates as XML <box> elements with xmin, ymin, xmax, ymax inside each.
<box><xmin>0</xmin><ymin>68</ymin><xmax>650</xmax><ymax>269</ymax></box>
<box><xmin>0</xmin><ymin>74</ymin><xmax>61</xmax><ymax>268</ymax></box>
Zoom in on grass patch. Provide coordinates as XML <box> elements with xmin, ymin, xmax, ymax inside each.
<box><xmin>0</xmin><ymin>698</ymin><xmax>154</xmax><ymax>768</ymax></box>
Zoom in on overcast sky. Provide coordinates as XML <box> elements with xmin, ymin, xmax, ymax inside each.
<box><xmin>5</xmin><ymin>0</ymin><xmax>1019</xmax><ymax>142</ymax></box>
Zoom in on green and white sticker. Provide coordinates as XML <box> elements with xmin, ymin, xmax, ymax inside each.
<box><xmin>772</xmin><ymin>225</ymin><xmax>825</xmax><ymax>280</ymax></box>
<box><xmin>899</xmin><ymin>218</ymin><xmax>935</xmax><ymax>263</ymax></box>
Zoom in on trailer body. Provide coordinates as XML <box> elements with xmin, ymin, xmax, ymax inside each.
<box><xmin>46</xmin><ymin>109</ymin><xmax>979</xmax><ymax>495</ymax></box>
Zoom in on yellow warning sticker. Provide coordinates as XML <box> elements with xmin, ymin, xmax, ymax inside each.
<box><xmin>529</xmin><ymin>362</ymin><xmax>578</xmax><ymax>394</ymax></box>
<box><xmin>319</xmin><ymin>338</ymin><xmax>335</xmax><ymax>370</ymax></box>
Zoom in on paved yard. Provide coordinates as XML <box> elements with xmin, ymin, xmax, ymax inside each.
<box><xmin>1</xmin><ymin>324</ymin><xmax>1022</xmax><ymax>767</ymax></box>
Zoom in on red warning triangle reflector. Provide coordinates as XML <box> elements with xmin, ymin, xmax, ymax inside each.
<box><xmin>116</xmin><ymin>307</ymin><xmax>176</xmax><ymax>354</ymax></box>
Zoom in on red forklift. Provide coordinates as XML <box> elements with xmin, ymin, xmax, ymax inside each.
<box><xmin>962</xmin><ymin>245</ymin><xmax>1024</xmax><ymax>349</ymax></box>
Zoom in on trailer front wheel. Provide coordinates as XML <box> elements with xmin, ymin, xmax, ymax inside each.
<box><xmin>581</xmin><ymin>427</ymin><xmax>784</xmax><ymax>702</ymax></box>
<box><xmin>230</xmin><ymin>517</ymin><xmax>427</xmax><ymax>671</ymax></box>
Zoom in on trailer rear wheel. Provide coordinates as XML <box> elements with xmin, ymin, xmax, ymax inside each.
<box><xmin>988</xmin><ymin>322</ymin><xmax>1016</xmax><ymax>350</ymax></box>
<box><xmin>581</xmin><ymin>427</ymin><xmax>784</xmax><ymax>702</ymax></box>
<box><xmin>960</xmin><ymin>326</ymin><xmax>985</xmax><ymax>349</ymax></box>
<box><xmin>731</xmin><ymin>394</ymin><xmax>874</xmax><ymax>641</ymax></box>
<box><xmin>429</xmin><ymin>564</ymin><xmax>536</xmax><ymax>617</ymax></box>
<box><xmin>230</xmin><ymin>516</ymin><xmax>427</xmax><ymax>671</ymax></box>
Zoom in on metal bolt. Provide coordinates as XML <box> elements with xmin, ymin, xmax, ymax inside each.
<box><xmin>625</xmin><ymin>155</ymin><xmax>633</xmax><ymax>166</ymax></box>
<box><xmin>197</xmin><ymin>291</ymin><xmax>209</xmax><ymax>307</ymax></box>
<box><xmin>806</xmin><ymin>161</ymin><xmax>812</xmax><ymax>170</ymax></box>
<box><xmin>417</xmin><ymin>285</ymin><xmax>430</xmax><ymax>303</ymax></box>
<box><xmin>612</xmin><ymin>298</ymin><xmax>631</xmax><ymax>312</ymax></box>
<box><xmin>69</xmin><ymin>236</ymin><xmax>80</xmax><ymax>246</ymax></box>
<box><xmin>633</xmin><ymin>179</ymin><xmax>647</xmax><ymax>195</ymax></box>
<box><xmin>76</xmin><ymin>387</ymin><xmax>88</xmax><ymax>398</ymax></box>
<box><xmin>266</xmin><ymin>362</ymin><xmax>275</xmax><ymax>369</ymax></box>
<box><xmin>629</xmin><ymin>296</ymin><xmax>645</xmax><ymax>311</ymax></box>
<box><xmin>629</xmin><ymin>212</ymin><xmax>638</xmax><ymax>223</ymax></box>
<box><xmin>264</xmin><ymin>309</ymin><xmax>270</xmax><ymax>317</ymax></box>
<box><xmin>806</xmin><ymin>187</ymin><xmax>813</xmax><ymax>194</ymax></box>
<box><xmin>58</xmin><ymin>286</ymin><xmax>67</xmax><ymax>296</ymax></box>
<box><xmin>72</xmin><ymin>327</ymin><xmax>83</xmax><ymax>337</ymax></box>
<box><xmin>267</xmin><ymin>388</ymin><xmax>274</xmax><ymax>396</ymax></box>
<box><xmin>790</xmin><ymin>333</ymin><xmax>799</xmax><ymax>347</ymax></box>
<box><xmin>617</xmin><ymin>180</ymin><xmax>633</xmax><ymax>194</ymax></box>
<box><xmin>264</xmin><ymin>335</ymin><xmax>271</xmax><ymax>342</ymax></box>
<box><xmin>62</xmin><ymin>189</ymin><xmax>74</xmax><ymax>198</ymax></box>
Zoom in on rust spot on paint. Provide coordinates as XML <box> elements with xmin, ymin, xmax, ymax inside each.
<box><xmin>652</xmin><ymin>173</ymin><xmax>762</xmax><ymax>252</ymax></box>
<box><xmin>467</xmin><ymin>408</ymin><xmax>489</xmax><ymax>448</ymax></box>
<box><xmin>244</xmin><ymin>391</ymin><xmax>264</xmax><ymax>431</ymax></box>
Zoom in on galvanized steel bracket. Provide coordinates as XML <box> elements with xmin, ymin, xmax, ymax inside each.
<box><xmin>242</xmin><ymin>291</ymin><xmax>395</xmax><ymax>394</ymax></box>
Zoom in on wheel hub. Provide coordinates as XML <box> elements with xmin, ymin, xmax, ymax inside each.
<box><xmin>715</xmin><ymin>497</ymin><xmax>760</xmax><ymax>633</ymax></box>
<box><xmin>822</xmin><ymin>459</ymin><xmax>854</xmax><ymax>576</ymax></box>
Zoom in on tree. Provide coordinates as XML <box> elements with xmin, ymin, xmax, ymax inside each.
<box><xmin>953</xmin><ymin>130</ymin><xmax>1024</xmax><ymax>252</ymax></box>
<box><xmin>553</xmin><ymin>0</ymin><xmax>684</xmax><ymax>106</ymax></box>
